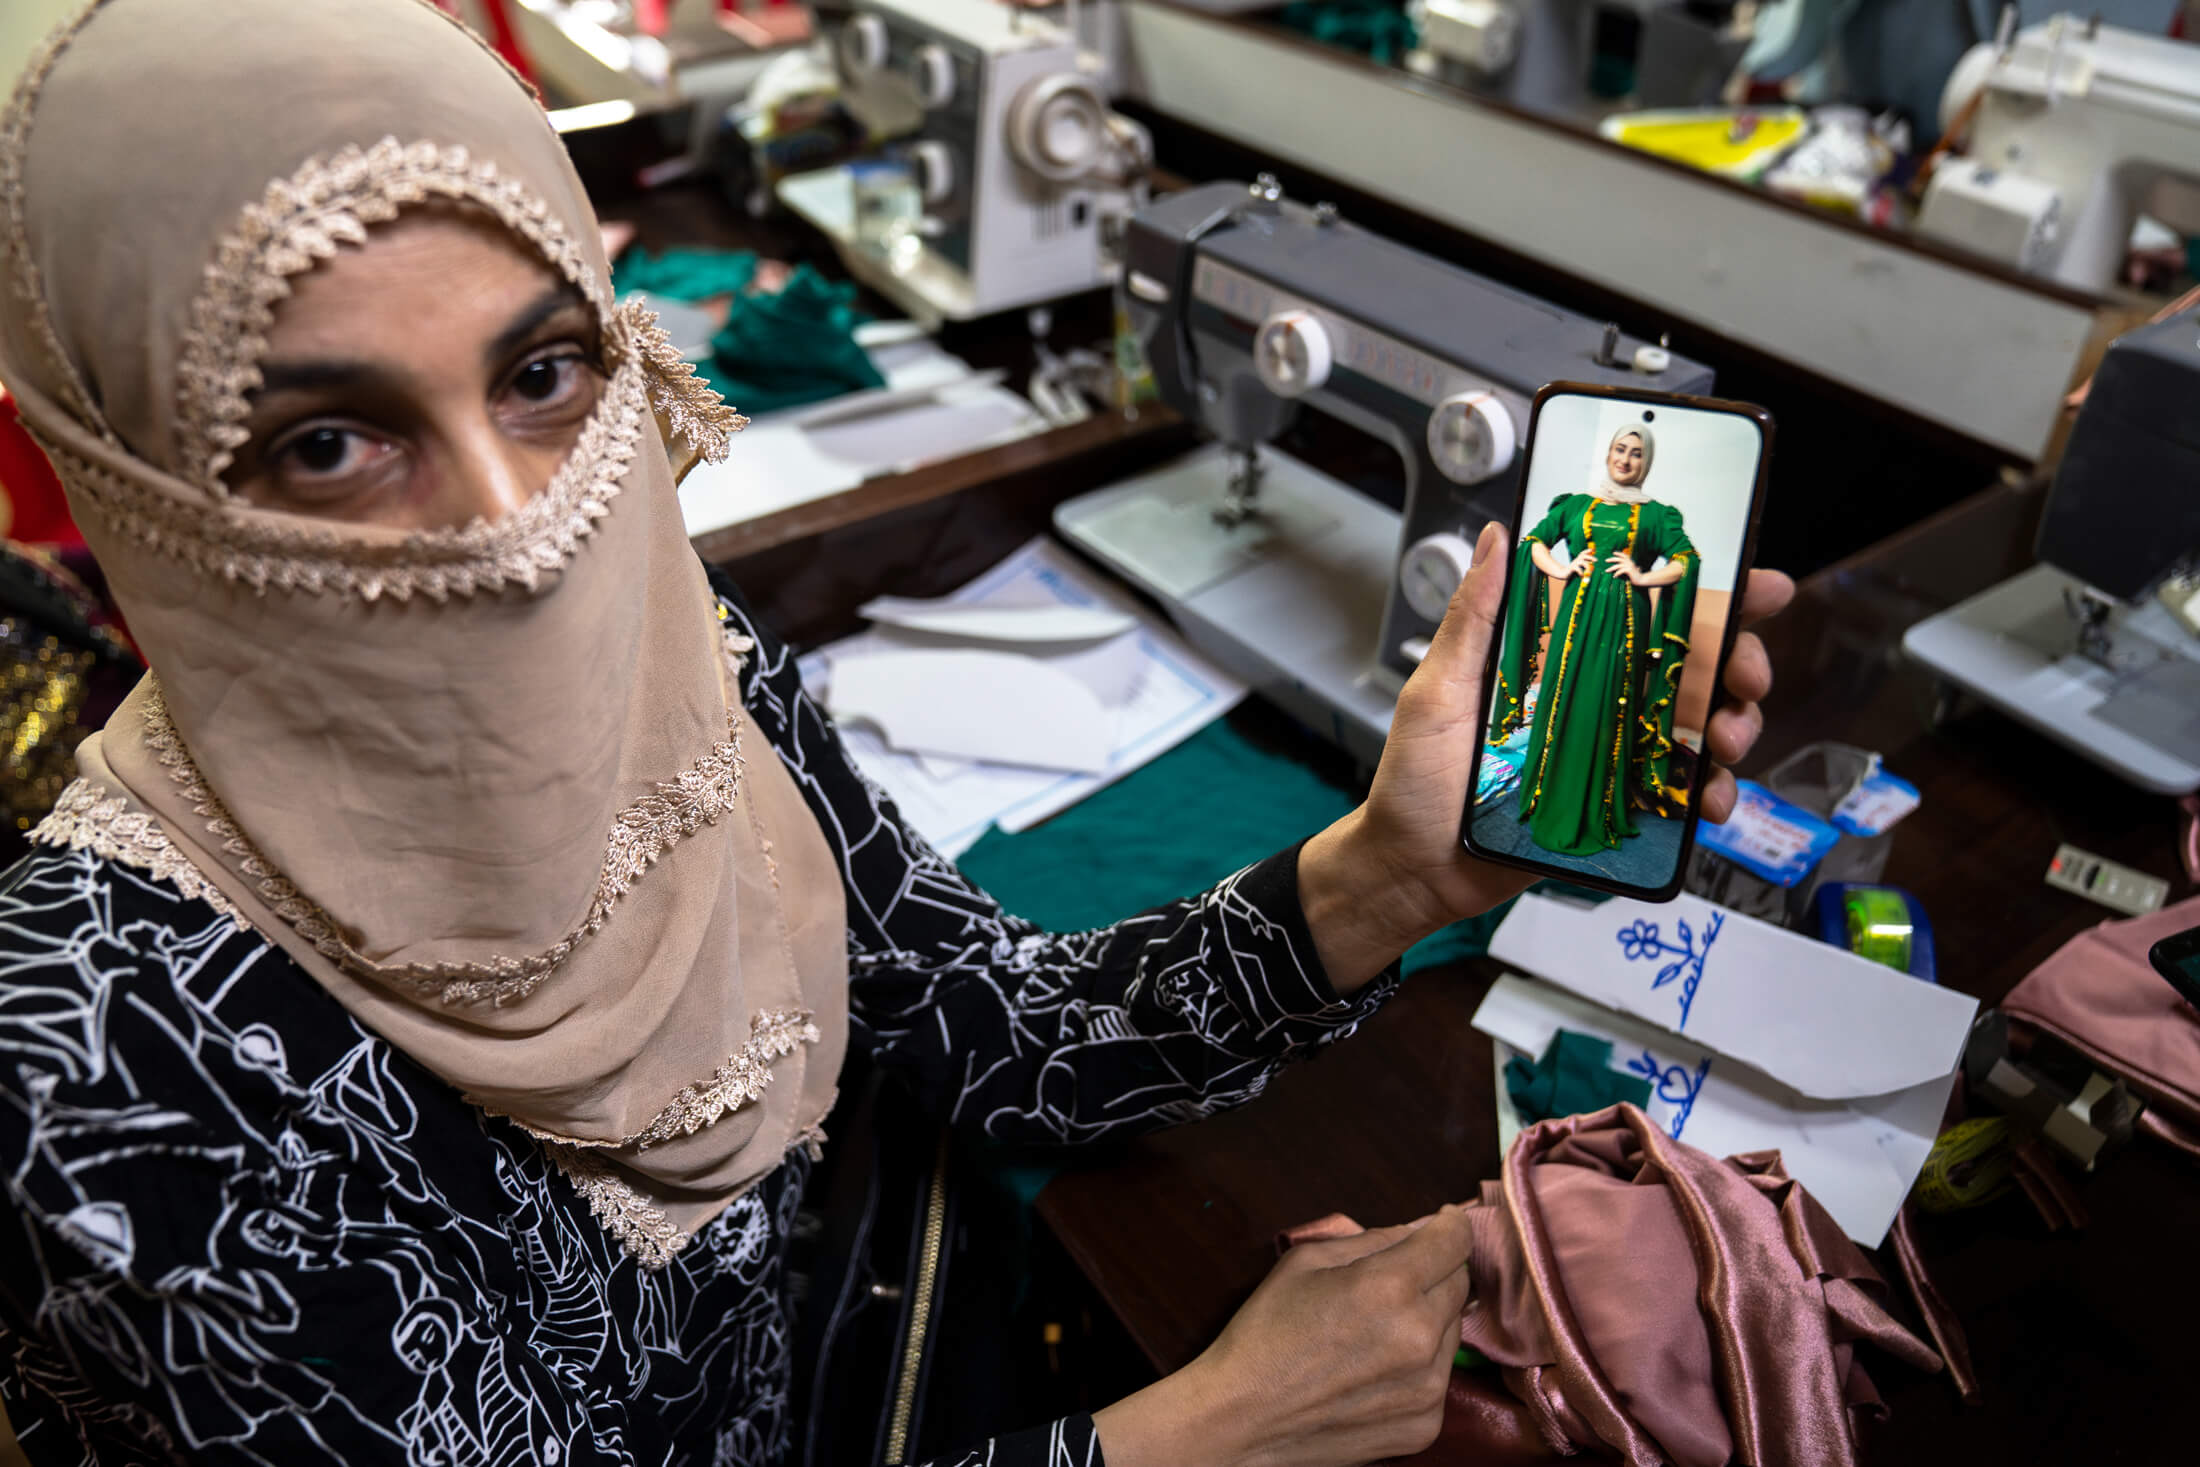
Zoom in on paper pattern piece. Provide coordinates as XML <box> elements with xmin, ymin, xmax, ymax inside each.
<box><xmin>1490</xmin><ymin>891</ymin><xmax>1976</xmax><ymax>1101</ymax></box>
<box><xmin>1474</xmin><ymin>973</ymin><xmax>1953</xmax><ymax>1246</ymax></box>
<box><xmin>857</xmin><ymin>598</ymin><xmax>1137</xmax><ymax>646</ymax></box>
<box><xmin>801</xmin><ymin>537</ymin><xmax>1245</xmax><ymax>857</ymax></box>
<box><xmin>827</xmin><ymin>648</ymin><xmax>1114</xmax><ymax>774</ymax></box>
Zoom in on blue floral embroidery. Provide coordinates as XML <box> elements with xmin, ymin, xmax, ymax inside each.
<box><xmin>1614</xmin><ymin>911</ymin><xmax>1723</xmax><ymax>1029</ymax></box>
<box><xmin>1624</xmin><ymin>1051</ymin><xmax>1714</xmax><ymax>1140</ymax></box>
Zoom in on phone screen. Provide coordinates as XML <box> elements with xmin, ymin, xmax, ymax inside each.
<box><xmin>1462</xmin><ymin>387</ymin><xmax>1769</xmax><ymax>899</ymax></box>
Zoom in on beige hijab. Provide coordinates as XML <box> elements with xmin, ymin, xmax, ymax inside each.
<box><xmin>2</xmin><ymin>0</ymin><xmax>848</xmax><ymax>1269</ymax></box>
<box><xmin>1594</xmin><ymin>423</ymin><xmax>1656</xmax><ymax>504</ymax></box>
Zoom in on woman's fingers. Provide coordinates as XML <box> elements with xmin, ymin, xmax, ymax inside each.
<box><xmin>1705</xmin><ymin>700</ymin><xmax>1763</xmax><ymax>765</ymax></box>
<box><xmin>1723</xmin><ymin>631</ymin><xmax>1772</xmax><ymax>704</ymax></box>
<box><xmin>1698</xmin><ymin>766</ymin><xmax>1739</xmax><ymax>824</ymax></box>
<box><xmin>1738</xmin><ymin>568</ymin><xmax>1796</xmax><ymax>625</ymax></box>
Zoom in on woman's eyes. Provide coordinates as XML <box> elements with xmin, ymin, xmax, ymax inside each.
<box><xmin>272</xmin><ymin>425</ymin><xmax>400</xmax><ymax>491</ymax></box>
<box><xmin>503</xmin><ymin>350</ymin><xmax>596</xmax><ymax>415</ymax></box>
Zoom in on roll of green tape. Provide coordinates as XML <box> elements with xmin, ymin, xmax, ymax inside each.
<box><xmin>1844</xmin><ymin>886</ymin><xmax>1914</xmax><ymax>972</ymax></box>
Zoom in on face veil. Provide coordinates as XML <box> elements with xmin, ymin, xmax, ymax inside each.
<box><xmin>1</xmin><ymin>0</ymin><xmax>847</xmax><ymax>1268</ymax></box>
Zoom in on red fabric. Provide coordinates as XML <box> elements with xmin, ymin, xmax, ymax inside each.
<box><xmin>1281</xmin><ymin>1105</ymin><xmax>1941</xmax><ymax>1467</ymax></box>
<box><xmin>0</xmin><ymin>390</ymin><xmax>81</xmax><ymax>549</ymax></box>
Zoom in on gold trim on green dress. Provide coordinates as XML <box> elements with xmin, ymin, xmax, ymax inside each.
<box><xmin>1489</xmin><ymin>493</ymin><xmax>1699</xmax><ymax>857</ymax></box>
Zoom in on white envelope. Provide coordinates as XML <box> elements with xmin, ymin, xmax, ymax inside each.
<box><xmin>1477</xmin><ymin>891</ymin><xmax>1980</xmax><ymax>1246</ymax></box>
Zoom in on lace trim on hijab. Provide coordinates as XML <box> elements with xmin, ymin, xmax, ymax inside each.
<box><xmin>0</xmin><ymin>0</ymin><xmax>123</xmax><ymax>447</ymax></box>
<box><xmin>546</xmin><ymin>1147</ymin><xmax>693</xmax><ymax>1270</ymax></box>
<box><xmin>494</xmin><ymin>1008</ymin><xmax>821</xmax><ymax>1151</ymax></box>
<box><xmin>631</xmin><ymin>303</ymin><xmax>747</xmax><ymax>464</ymax></box>
<box><xmin>128</xmin><ymin>647</ymin><xmax>751</xmax><ymax>1007</ymax></box>
<box><xmin>30</xmin><ymin>778</ymin><xmax>254</xmax><ymax>928</ymax></box>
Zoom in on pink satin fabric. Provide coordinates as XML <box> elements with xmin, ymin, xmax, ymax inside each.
<box><xmin>2003</xmin><ymin>895</ymin><xmax>2200</xmax><ymax>1151</ymax></box>
<box><xmin>1280</xmin><ymin>1104</ymin><xmax>1942</xmax><ymax>1467</ymax></box>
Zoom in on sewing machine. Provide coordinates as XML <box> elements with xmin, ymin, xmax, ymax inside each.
<box><xmin>776</xmin><ymin>0</ymin><xmax>1150</xmax><ymax>323</ymax></box>
<box><xmin>1916</xmin><ymin>15</ymin><xmax>2200</xmax><ymax>293</ymax></box>
<box><xmin>1904</xmin><ymin>306</ymin><xmax>2200</xmax><ymax>795</ymax></box>
<box><xmin>1054</xmin><ymin>179</ymin><xmax>1711</xmax><ymax>766</ymax></box>
<box><xmin>1404</xmin><ymin>0</ymin><xmax>1745</xmax><ymax>117</ymax></box>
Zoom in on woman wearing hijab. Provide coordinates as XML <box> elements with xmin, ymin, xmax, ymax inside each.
<box><xmin>0</xmin><ymin>3</ymin><xmax>1785</xmax><ymax>1463</ymax></box>
<box><xmin>1488</xmin><ymin>423</ymin><xmax>1701</xmax><ymax>857</ymax></box>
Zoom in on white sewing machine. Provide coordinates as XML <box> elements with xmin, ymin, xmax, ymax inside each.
<box><xmin>1904</xmin><ymin>306</ymin><xmax>2200</xmax><ymax>795</ymax></box>
<box><xmin>1916</xmin><ymin>15</ymin><xmax>2200</xmax><ymax>293</ymax></box>
<box><xmin>776</xmin><ymin>0</ymin><xmax>1150</xmax><ymax>323</ymax></box>
<box><xmin>1404</xmin><ymin>0</ymin><xmax>1746</xmax><ymax>117</ymax></box>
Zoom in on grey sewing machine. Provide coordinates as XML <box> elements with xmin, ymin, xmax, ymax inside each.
<box><xmin>778</xmin><ymin>0</ymin><xmax>1150</xmax><ymax>323</ymax></box>
<box><xmin>1054</xmin><ymin>178</ymin><xmax>1711</xmax><ymax>766</ymax></box>
<box><xmin>1904</xmin><ymin>306</ymin><xmax>2200</xmax><ymax>795</ymax></box>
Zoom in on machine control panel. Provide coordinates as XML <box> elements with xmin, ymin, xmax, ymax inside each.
<box><xmin>1196</xmin><ymin>256</ymin><xmax>1527</xmax><ymax>485</ymax></box>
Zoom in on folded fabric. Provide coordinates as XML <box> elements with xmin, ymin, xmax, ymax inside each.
<box><xmin>2002</xmin><ymin>894</ymin><xmax>2200</xmax><ymax>1159</ymax></box>
<box><xmin>1504</xmin><ymin>1029</ymin><xmax>1653</xmax><ymax>1125</ymax></box>
<box><xmin>611</xmin><ymin>246</ymin><xmax>883</xmax><ymax>416</ymax></box>
<box><xmin>708</xmin><ymin>264</ymin><xmax>884</xmax><ymax>416</ymax></box>
<box><xmin>1279</xmin><ymin>1104</ymin><xmax>1942</xmax><ymax>1467</ymax></box>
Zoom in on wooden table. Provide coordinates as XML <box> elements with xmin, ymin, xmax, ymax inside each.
<box><xmin>1035</xmin><ymin>475</ymin><xmax>2200</xmax><ymax>1464</ymax></box>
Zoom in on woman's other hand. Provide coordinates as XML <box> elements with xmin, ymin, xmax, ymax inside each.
<box><xmin>1298</xmin><ymin>524</ymin><xmax>1795</xmax><ymax>992</ymax></box>
<box><xmin>1604</xmin><ymin>551</ymin><xmax>1642</xmax><ymax>583</ymax></box>
<box><xmin>1093</xmin><ymin>1208</ymin><xmax>1473</xmax><ymax>1467</ymax></box>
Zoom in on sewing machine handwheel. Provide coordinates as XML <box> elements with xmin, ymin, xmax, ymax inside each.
<box><xmin>1008</xmin><ymin>74</ymin><xmax>1108</xmax><ymax>184</ymax></box>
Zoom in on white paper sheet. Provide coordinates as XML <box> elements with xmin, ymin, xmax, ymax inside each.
<box><xmin>676</xmin><ymin>335</ymin><xmax>1047</xmax><ymax>539</ymax></box>
<box><xmin>1474</xmin><ymin>973</ymin><xmax>1956</xmax><ymax>1247</ymax></box>
<box><xmin>827</xmin><ymin>648</ymin><xmax>1115</xmax><ymax>774</ymax></box>
<box><xmin>856</xmin><ymin>598</ymin><xmax>1137</xmax><ymax>646</ymax></box>
<box><xmin>799</xmin><ymin>537</ymin><xmax>1245</xmax><ymax>857</ymax></box>
<box><xmin>1488</xmin><ymin>891</ymin><xmax>1977</xmax><ymax>1100</ymax></box>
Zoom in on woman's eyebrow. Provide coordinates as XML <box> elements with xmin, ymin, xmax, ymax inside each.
<box><xmin>486</xmin><ymin>284</ymin><xmax>589</xmax><ymax>369</ymax></box>
<box><xmin>256</xmin><ymin>358</ymin><xmax>394</xmax><ymax>396</ymax></box>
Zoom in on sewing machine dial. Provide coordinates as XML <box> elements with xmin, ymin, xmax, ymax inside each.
<box><xmin>1253</xmin><ymin>311</ymin><xmax>1333</xmax><ymax>397</ymax></box>
<box><xmin>1401</xmin><ymin>533</ymin><xmax>1477</xmax><ymax>621</ymax></box>
<box><xmin>911</xmin><ymin>44</ymin><xmax>956</xmax><ymax>108</ymax></box>
<box><xmin>1426</xmin><ymin>391</ymin><xmax>1516</xmax><ymax>485</ymax></box>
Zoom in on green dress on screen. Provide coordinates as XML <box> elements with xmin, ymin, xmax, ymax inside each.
<box><xmin>1489</xmin><ymin>490</ymin><xmax>1700</xmax><ymax>856</ymax></box>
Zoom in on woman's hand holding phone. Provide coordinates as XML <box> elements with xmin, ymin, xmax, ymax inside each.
<box><xmin>1296</xmin><ymin>523</ymin><xmax>1793</xmax><ymax>993</ymax></box>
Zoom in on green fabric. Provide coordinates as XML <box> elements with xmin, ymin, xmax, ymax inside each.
<box><xmin>1276</xmin><ymin>0</ymin><xmax>1418</xmax><ymax>66</ymax></box>
<box><xmin>611</xmin><ymin>246</ymin><xmax>885</xmax><ymax>416</ymax></box>
<box><xmin>708</xmin><ymin>265</ymin><xmax>884</xmax><ymax>416</ymax></box>
<box><xmin>955</xmin><ymin>717</ymin><xmax>1506</xmax><ymax>977</ymax></box>
<box><xmin>1489</xmin><ymin>494</ymin><xmax>1699</xmax><ymax>857</ymax></box>
<box><xmin>1503</xmin><ymin>1029</ymin><xmax>1652</xmax><ymax>1124</ymax></box>
<box><xmin>612</xmin><ymin>245</ymin><xmax>761</xmax><ymax>300</ymax></box>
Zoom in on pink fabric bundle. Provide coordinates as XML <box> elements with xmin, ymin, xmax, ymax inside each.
<box><xmin>1282</xmin><ymin>1104</ymin><xmax>1941</xmax><ymax>1466</ymax></box>
<box><xmin>2003</xmin><ymin>895</ymin><xmax>2200</xmax><ymax>1159</ymax></box>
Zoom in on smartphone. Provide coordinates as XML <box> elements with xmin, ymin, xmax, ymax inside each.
<box><xmin>1459</xmin><ymin>382</ymin><xmax>1773</xmax><ymax>901</ymax></box>
<box><xmin>2150</xmin><ymin>923</ymin><xmax>2200</xmax><ymax>1011</ymax></box>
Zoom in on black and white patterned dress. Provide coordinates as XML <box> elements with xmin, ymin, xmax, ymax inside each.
<box><xmin>0</xmin><ymin>574</ymin><xmax>1398</xmax><ymax>1467</ymax></box>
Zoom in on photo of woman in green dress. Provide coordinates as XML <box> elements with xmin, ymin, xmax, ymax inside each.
<box><xmin>1484</xmin><ymin>422</ymin><xmax>1701</xmax><ymax>863</ymax></box>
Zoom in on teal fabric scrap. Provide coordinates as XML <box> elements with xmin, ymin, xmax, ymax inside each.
<box><xmin>955</xmin><ymin>717</ymin><xmax>1523</xmax><ymax>977</ymax></box>
<box><xmin>1276</xmin><ymin>0</ymin><xmax>1419</xmax><ymax>66</ymax></box>
<box><xmin>1503</xmin><ymin>1029</ymin><xmax>1653</xmax><ymax>1125</ymax></box>
<box><xmin>611</xmin><ymin>246</ymin><xmax>884</xmax><ymax>416</ymax></box>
